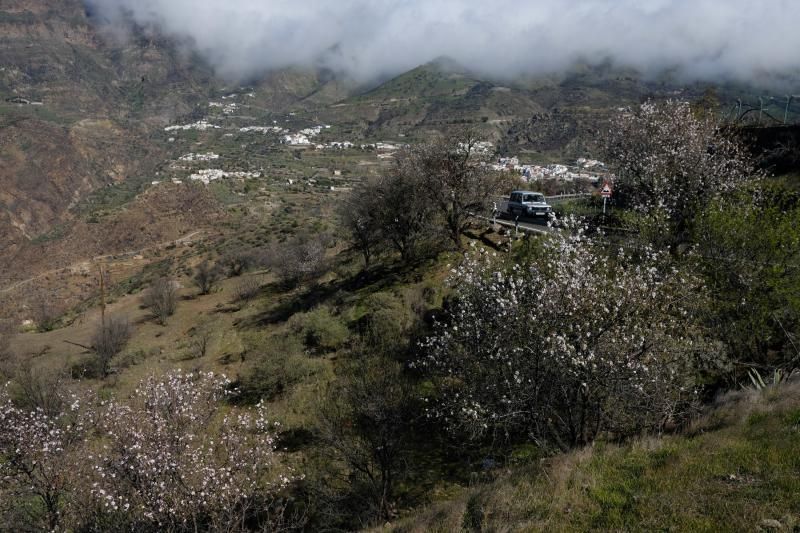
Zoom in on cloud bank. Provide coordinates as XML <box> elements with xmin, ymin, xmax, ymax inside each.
<box><xmin>84</xmin><ymin>0</ymin><xmax>800</xmax><ymax>85</ymax></box>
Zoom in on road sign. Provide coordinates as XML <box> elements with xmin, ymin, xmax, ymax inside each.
<box><xmin>601</xmin><ymin>181</ymin><xmax>613</xmax><ymax>215</ymax></box>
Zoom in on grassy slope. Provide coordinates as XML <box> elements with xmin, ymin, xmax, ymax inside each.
<box><xmin>8</xmin><ymin>187</ymin><xmax>799</xmax><ymax>531</ymax></box>
<box><xmin>384</xmin><ymin>383</ymin><xmax>800</xmax><ymax>532</ymax></box>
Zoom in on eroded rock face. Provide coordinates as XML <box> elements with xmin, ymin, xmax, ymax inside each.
<box><xmin>0</xmin><ymin>0</ymin><xmax>215</xmax><ymax>283</ymax></box>
<box><xmin>0</xmin><ymin>117</ymin><xmax>154</xmax><ymax>250</ymax></box>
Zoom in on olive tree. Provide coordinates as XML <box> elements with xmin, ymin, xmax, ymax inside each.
<box><xmin>415</xmin><ymin>131</ymin><xmax>507</xmax><ymax>250</ymax></box>
<box><xmin>316</xmin><ymin>353</ymin><xmax>414</xmax><ymax>524</ymax></box>
<box><xmin>342</xmin><ymin>133</ymin><xmax>506</xmax><ymax>263</ymax></box>
<box><xmin>370</xmin><ymin>156</ymin><xmax>440</xmax><ymax>262</ymax></box>
<box><xmin>338</xmin><ymin>182</ymin><xmax>384</xmax><ymax>269</ymax></box>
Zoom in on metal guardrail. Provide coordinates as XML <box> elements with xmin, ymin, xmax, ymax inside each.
<box><xmin>473</xmin><ymin>214</ymin><xmax>550</xmax><ymax>236</ymax></box>
<box><xmin>546</xmin><ymin>193</ymin><xmax>593</xmax><ymax>200</ymax></box>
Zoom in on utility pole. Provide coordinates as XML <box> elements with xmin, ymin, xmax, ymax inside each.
<box><xmin>98</xmin><ymin>264</ymin><xmax>107</xmax><ymax>329</ymax></box>
<box><xmin>785</xmin><ymin>95</ymin><xmax>792</xmax><ymax>125</ymax></box>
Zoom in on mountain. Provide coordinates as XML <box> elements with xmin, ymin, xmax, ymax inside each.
<box><xmin>313</xmin><ymin>59</ymin><xmax>545</xmax><ymax>142</ymax></box>
<box><xmin>0</xmin><ymin>0</ymin><xmax>216</xmax><ymax>261</ymax></box>
<box><xmin>309</xmin><ymin>59</ymin><xmax>749</xmax><ymax>158</ymax></box>
<box><xmin>2</xmin><ymin>2</ymin><xmax>795</xmax><ymax>277</ymax></box>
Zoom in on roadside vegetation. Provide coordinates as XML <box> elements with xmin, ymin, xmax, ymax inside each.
<box><xmin>1</xmin><ymin>102</ymin><xmax>799</xmax><ymax>531</ymax></box>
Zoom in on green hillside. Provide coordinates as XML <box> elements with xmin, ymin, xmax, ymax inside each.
<box><xmin>384</xmin><ymin>382</ymin><xmax>800</xmax><ymax>532</ymax></box>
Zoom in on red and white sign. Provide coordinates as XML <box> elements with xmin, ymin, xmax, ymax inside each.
<box><xmin>600</xmin><ymin>182</ymin><xmax>613</xmax><ymax>198</ymax></box>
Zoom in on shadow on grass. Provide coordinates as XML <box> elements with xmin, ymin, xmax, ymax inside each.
<box><xmin>240</xmin><ymin>260</ymin><xmax>433</xmax><ymax>330</ymax></box>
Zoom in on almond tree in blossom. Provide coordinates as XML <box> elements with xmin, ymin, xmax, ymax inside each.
<box><xmin>0</xmin><ymin>385</ymin><xmax>94</xmax><ymax>530</ymax></box>
<box><xmin>1</xmin><ymin>372</ymin><xmax>296</xmax><ymax>531</ymax></box>
<box><xmin>418</xmin><ymin>228</ymin><xmax>724</xmax><ymax>449</ymax></box>
<box><xmin>87</xmin><ymin>371</ymin><xmax>295</xmax><ymax>531</ymax></box>
<box><xmin>603</xmin><ymin>100</ymin><xmax>758</xmax><ymax>246</ymax></box>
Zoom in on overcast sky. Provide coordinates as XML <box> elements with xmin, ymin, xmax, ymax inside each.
<box><xmin>84</xmin><ymin>0</ymin><xmax>800</xmax><ymax>85</ymax></box>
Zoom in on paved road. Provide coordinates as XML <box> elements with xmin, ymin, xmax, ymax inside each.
<box><xmin>494</xmin><ymin>213</ymin><xmax>553</xmax><ymax>235</ymax></box>
<box><xmin>485</xmin><ymin>194</ymin><xmax>590</xmax><ymax>235</ymax></box>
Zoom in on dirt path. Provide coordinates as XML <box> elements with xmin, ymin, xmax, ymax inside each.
<box><xmin>0</xmin><ymin>230</ymin><xmax>204</xmax><ymax>295</ymax></box>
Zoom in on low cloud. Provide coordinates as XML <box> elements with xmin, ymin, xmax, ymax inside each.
<box><xmin>84</xmin><ymin>0</ymin><xmax>800</xmax><ymax>85</ymax></box>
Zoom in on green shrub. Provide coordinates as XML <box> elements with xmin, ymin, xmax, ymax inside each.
<box><xmin>237</xmin><ymin>338</ymin><xmax>323</xmax><ymax>403</ymax></box>
<box><xmin>69</xmin><ymin>355</ymin><xmax>105</xmax><ymax>380</ymax></box>
<box><xmin>289</xmin><ymin>306</ymin><xmax>349</xmax><ymax>352</ymax></box>
<box><xmin>694</xmin><ymin>182</ymin><xmax>800</xmax><ymax>368</ymax></box>
<box><xmin>353</xmin><ymin>292</ymin><xmax>412</xmax><ymax>347</ymax></box>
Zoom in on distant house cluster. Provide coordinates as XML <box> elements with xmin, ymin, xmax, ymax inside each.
<box><xmin>308</xmin><ymin>140</ymin><xmax>411</xmax><ymax>154</ymax></box>
<box><xmin>5</xmin><ymin>96</ymin><xmax>43</xmax><ymax>106</ymax></box>
<box><xmin>239</xmin><ymin>126</ymin><xmax>287</xmax><ymax>134</ymax></box>
<box><xmin>491</xmin><ymin>156</ymin><xmax>609</xmax><ymax>183</ymax></box>
<box><xmin>283</xmin><ymin>133</ymin><xmax>313</xmax><ymax>145</ymax></box>
<box><xmin>317</xmin><ymin>141</ymin><xmax>355</xmax><ymax>150</ymax></box>
<box><xmin>179</xmin><ymin>152</ymin><xmax>220</xmax><ymax>162</ymax></box>
<box><xmin>459</xmin><ymin>141</ymin><xmax>494</xmax><ymax>154</ymax></box>
<box><xmin>209</xmin><ymin>102</ymin><xmax>239</xmax><ymax>115</ymax></box>
<box><xmin>282</xmin><ymin>125</ymin><xmax>331</xmax><ymax>146</ymax></box>
<box><xmin>576</xmin><ymin>158</ymin><xmax>606</xmax><ymax>170</ymax></box>
<box><xmin>189</xmin><ymin>169</ymin><xmax>261</xmax><ymax>184</ymax></box>
<box><xmin>165</xmin><ymin>120</ymin><xmax>221</xmax><ymax>132</ymax></box>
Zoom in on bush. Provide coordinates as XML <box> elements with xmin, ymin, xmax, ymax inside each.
<box><xmin>232</xmin><ymin>275</ymin><xmax>263</xmax><ymax>303</ymax></box>
<box><xmin>694</xmin><ymin>182</ymin><xmax>800</xmax><ymax>369</ymax></box>
<box><xmin>90</xmin><ymin>316</ymin><xmax>132</xmax><ymax>378</ymax></box>
<box><xmin>219</xmin><ymin>249</ymin><xmax>253</xmax><ymax>277</ymax></box>
<box><xmin>354</xmin><ymin>292</ymin><xmax>413</xmax><ymax>347</ymax></box>
<box><xmin>193</xmin><ymin>260</ymin><xmax>221</xmax><ymax>295</ymax></box>
<box><xmin>265</xmin><ymin>234</ymin><xmax>330</xmax><ymax>287</ymax></box>
<box><xmin>69</xmin><ymin>354</ymin><xmax>105</xmax><ymax>380</ymax></box>
<box><xmin>29</xmin><ymin>293</ymin><xmax>61</xmax><ymax>332</ymax></box>
<box><xmin>141</xmin><ymin>277</ymin><xmax>178</xmax><ymax>325</ymax></box>
<box><xmin>238</xmin><ymin>350</ymin><xmax>322</xmax><ymax>404</ymax></box>
<box><xmin>315</xmin><ymin>353</ymin><xmax>414</xmax><ymax>524</ymax></box>
<box><xmin>4</xmin><ymin>360</ymin><xmax>69</xmax><ymax>417</ymax></box>
<box><xmin>289</xmin><ymin>306</ymin><xmax>349</xmax><ymax>353</ymax></box>
<box><xmin>187</xmin><ymin>321</ymin><xmax>214</xmax><ymax>360</ymax></box>
<box><xmin>0</xmin><ymin>320</ymin><xmax>13</xmax><ymax>375</ymax></box>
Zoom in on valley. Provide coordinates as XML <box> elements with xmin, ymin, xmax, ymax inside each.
<box><xmin>1</xmin><ymin>2</ymin><xmax>799</xmax><ymax>531</ymax></box>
